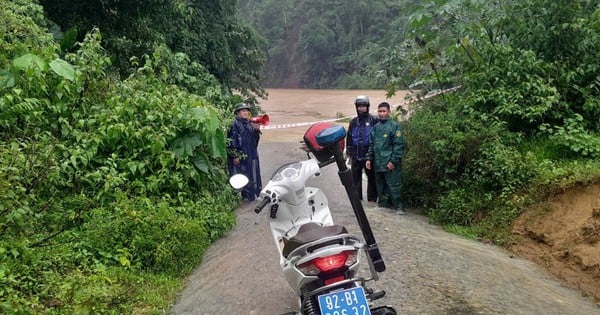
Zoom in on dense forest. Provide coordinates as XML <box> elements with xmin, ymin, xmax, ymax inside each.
<box><xmin>1</xmin><ymin>0</ymin><xmax>599</xmax><ymax>313</ymax></box>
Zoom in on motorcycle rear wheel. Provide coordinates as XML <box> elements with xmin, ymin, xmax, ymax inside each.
<box><xmin>371</xmin><ymin>305</ymin><xmax>397</xmax><ymax>315</ymax></box>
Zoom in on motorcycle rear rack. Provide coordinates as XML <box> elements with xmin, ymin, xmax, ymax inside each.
<box><xmin>287</xmin><ymin>233</ymin><xmax>381</xmax><ymax>281</ymax></box>
<box><xmin>286</xmin><ymin>233</ymin><xmax>362</xmax><ymax>260</ymax></box>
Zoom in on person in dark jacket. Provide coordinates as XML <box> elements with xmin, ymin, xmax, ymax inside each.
<box><xmin>346</xmin><ymin>95</ymin><xmax>378</xmax><ymax>202</ymax></box>
<box><xmin>366</xmin><ymin>102</ymin><xmax>405</xmax><ymax>213</ymax></box>
<box><xmin>227</xmin><ymin>103</ymin><xmax>262</xmax><ymax>202</ymax></box>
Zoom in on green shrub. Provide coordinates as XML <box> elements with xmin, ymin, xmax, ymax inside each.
<box><xmin>467</xmin><ymin>141</ymin><xmax>535</xmax><ymax>197</ymax></box>
<box><xmin>0</xmin><ymin>0</ymin><xmax>55</xmax><ymax>68</ymax></box>
<box><xmin>402</xmin><ymin>95</ymin><xmax>540</xmax><ymax>228</ymax></box>
<box><xmin>0</xmin><ymin>1</ymin><xmax>240</xmax><ymax>313</ymax></box>
<box><xmin>392</xmin><ymin>0</ymin><xmax>600</xmax><ymax>239</ymax></box>
<box><xmin>543</xmin><ymin>114</ymin><xmax>600</xmax><ymax>158</ymax></box>
<box><xmin>81</xmin><ymin>195</ymin><xmax>235</xmax><ymax>276</ymax></box>
<box><xmin>401</xmin><ymin>99</ymin><xmax>509</xmax><ymax>207</ymax></box>
<box><xmin>430</xmin><ymin>187</ymin><xmax>488</xmax><ymax>225</ymax></box>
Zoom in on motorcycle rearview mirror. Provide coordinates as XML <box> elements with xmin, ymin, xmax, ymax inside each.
<box><xmin>229</xmin><ymin>174</ymin><xmax>249</xmax><ymax>190</ymax></box>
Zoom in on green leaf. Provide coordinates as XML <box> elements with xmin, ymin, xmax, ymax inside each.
<box><xmin>118</xmin><ymin>255</ymin><xmax>131</xmax><ymax>267</ymax></box>
<box><xmin>13</xmin><ymin>53</ymin><xmax>47</xmax><ymax>72</ymax></box>
<box><xmin>192</xmin><ymin>106</ymin><xmax>220</xmax><ymax>133</ymax></box>
<box><xmin>171</xmin><ymin>132</ymin><xmax>202</xmax><ymax>157</ymax></box>
<box><xmin>10</xmin><ymin>248</ymin><xmax>19</xmax><ymax>258</ymax></box>
<box><xmin>49</xmin><ymin>58</ymin><xmax>76</xmax><ymax>81</ymax></box>
<box><xmin>191</xmin><ymin>154</ymin><xmax>210</xmax><ymax>174</ymax></box>
<box><xmin>127</xmin><ymin>161</ymin><xmax>138</xmax><ymax>175</ymax></box>
<box><xmin>210</xmin><ymin>129</ymin><xmax>226</xmax><ymax>159</ymax></box>
<box><xmin>60</xmin><ymin>27</ymin><xmax>78</xmax><ymax>51</ymax></box>
<box><xmin>0</xmin><ymin>68</ymin><xmax>16</xmax><ymax>89</ymax></box>
<box><xmin>207</xmin><ymin>110</ymin><xmax>221</xmax><ymax>133</ymax></box>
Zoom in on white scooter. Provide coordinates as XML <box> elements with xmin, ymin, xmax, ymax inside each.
<box><xmin>230</xmin><ymin>123</ymin><xmax>396</xmax><ymax>315</ymax></box>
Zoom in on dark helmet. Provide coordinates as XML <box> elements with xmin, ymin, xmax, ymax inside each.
<box><xmin>234</xmin><ymin>102</ymin><xmax>252</xmax><ymax>114</ymax></box>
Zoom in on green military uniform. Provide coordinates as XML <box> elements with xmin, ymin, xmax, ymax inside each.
<box><xmin>366</xmin><ymin>118</ymin><xmax>405</xmax><ymax>210</ymax></box>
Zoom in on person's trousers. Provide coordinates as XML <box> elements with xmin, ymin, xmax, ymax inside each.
<box><xmin>351</xmin><ymin>159</ymin><xmax>377</xmax><ymax>201</ymax></box>
<box><xmin>374</xmin><ymin>168</ymin><xmax>402</xmax><ymax>209</ymax></box>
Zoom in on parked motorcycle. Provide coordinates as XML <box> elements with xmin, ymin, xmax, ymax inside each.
<box><xmin>230</xmin><ymin>123</ymin><xmax>396</xmax><ymax>315</ymax></box>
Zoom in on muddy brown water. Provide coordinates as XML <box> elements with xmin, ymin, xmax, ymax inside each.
<box><xmin>258</xmin><ymin>89</ymin><xmax>410</xmax><ymax>142</ymax></box>
<box><xmin>170</xmin><ymin>89</ymin><xmax>599</xmax><ymax>314</ymax></box>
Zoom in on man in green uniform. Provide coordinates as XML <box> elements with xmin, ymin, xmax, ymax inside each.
<box><xmin>365</xmin><ymin>102</ymin><xmax>405</xmax><ymax>213</ymax></box>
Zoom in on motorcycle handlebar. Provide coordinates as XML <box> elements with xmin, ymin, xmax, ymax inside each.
<box><xmin>254</xmin><ymin>197</ymin><xmax>270</xmax><ymax>214</ymax></box>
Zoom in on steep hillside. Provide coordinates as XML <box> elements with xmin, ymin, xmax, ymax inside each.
<box><xmin>238</xmin><ymin>0</ymin><xmax>409</xmax><ymax>88</ymax></box>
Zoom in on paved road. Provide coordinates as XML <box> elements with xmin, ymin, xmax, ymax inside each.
<box><xmin>171</xmin><ymin>142</ymin><xmax>599</xmax><ymax>315</ymax></box>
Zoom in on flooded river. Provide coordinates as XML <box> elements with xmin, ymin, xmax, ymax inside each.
<box><xmin>257</xmin><ymin>88</ymin><xmax>409</xmax><ymax>142</ymax></box>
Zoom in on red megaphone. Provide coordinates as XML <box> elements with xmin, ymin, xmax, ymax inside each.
<box><xmin>250</xmin><ymin>114</ymin><xmax>270</xmax><ymax>126</ymax></box>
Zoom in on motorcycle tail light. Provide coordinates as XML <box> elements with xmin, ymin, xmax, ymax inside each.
<box><xmin>298</xmin><ymin>250</ymin><xmax>358</xmax><ymax>276</ymax></box>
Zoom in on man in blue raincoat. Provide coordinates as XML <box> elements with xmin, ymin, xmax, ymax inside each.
<box><xmin>346</xmin><ymin>95</ymin><xmax>378</xmax><ymax>202</ymax></box>
<box><xmin>227</xmin><ymin>103</ymin><xmax>262</xmax><ymax>202</ymax></box>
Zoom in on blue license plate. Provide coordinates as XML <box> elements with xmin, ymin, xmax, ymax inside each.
<box><xmin>317</xmin><ymin>286</ymin><xmax>371</xmax><ymax>315</ymax></box>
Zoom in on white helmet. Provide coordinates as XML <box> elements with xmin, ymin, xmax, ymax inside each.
<box><xmin>354</xmin><ymin>95</ymin><xmax>370</xmax><ymax>107</ymax></box>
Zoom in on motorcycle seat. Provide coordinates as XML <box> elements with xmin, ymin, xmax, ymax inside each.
<box><xmin>282</xmin><ymin>222</ymin><xmax>348</xmax><ymax>258</ymax></box>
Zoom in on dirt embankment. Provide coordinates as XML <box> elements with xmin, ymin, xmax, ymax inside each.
<box><xmin>510</xmin><ymin>183</ymin><xmax>600</xmax><ymax>304</ymax></box>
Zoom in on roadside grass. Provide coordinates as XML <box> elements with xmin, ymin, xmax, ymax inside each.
<box><xmin>442</xmin><ymin>224</ymin><xmax>482</xmax><ymax>240</ymax></box>
<box><xmin>130</xmin><ymin>272</ymin><xmax>183</xmax><ymax>315</ymax></box>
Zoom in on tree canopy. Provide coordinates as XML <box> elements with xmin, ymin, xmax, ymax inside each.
<box><xmin>40</xmin><ymin>0</ymin><xmax>266</xmax><ymax>99</ymax></box>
